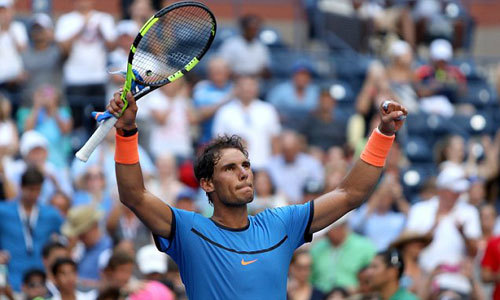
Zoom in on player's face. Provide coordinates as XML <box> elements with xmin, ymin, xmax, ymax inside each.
<box><xmin>210</xmin><ymin>148</ymin><xmax>254</xmax><ymax>206</ymax></box>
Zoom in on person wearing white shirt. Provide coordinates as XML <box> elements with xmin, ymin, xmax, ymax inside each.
<box><xmin>212</xmin><ymin>76</ymin><xmax>281</xmax><ymax>170</ymax></box>
<box><xmin>0</xmin><ymin>0</ymin><xmax>28</xmax><ymax>105</ymax></box>
<box><xmin>54</xmin><ymin>0</ymin><xmax>116</xmax><ymax>132</ymax></box>
<box><xmin>406</xmin><ymin>165</ymin><xmax>481</xmax><ymax>294</ymax></box>
<box><xmin>218</xmin><ymin>15</ymin><xmax>271</xmax><ymax>77</ymax></box>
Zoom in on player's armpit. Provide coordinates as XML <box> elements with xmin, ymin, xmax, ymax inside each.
<box><xmin>116</xmin><ymin>163</ymin><xmax>173</xmax><ymax>238</ymax></box>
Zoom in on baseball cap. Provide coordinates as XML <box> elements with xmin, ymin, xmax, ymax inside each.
<box><xmin>136</xmin><ymin>244</ymin><xmax>167</xmax><ymax>275</ymax></box>
<box><xmin>436</xmin><ymin>166</ymin><xmax>469</xmax><ymax>193</ymax></box>
<box><xmin>291</xmin><ymin>60</ymin><xmax>315</xmax><ymax>75</ymax></box>
<box><xmin>390</xmin><ymin>40</ymin><xmax>410</xmax><ymax>57</ymax></box>
<box><xmin>32</xmin><ymin>13</ymin><xmax>53</xmax><ymax>29</ymax></box>
<box><xmin>116</xmin><ymin>20</ymin><xmax>139</xmax><ymax>37</ymax></box>
<box><xmin>20</xmin><ymin>130</ymin><xmax>48</xmax><ymax>157</ymax></box>
<box><xmin>430</xmin><ymin>39</ymin><xmax>453</xmax><ymax>62</ymax></box>
<box><xmin>176</xmin><ymin>188</ymin><xmax>197</xmax><ymax>201</ymax></box>
<box><xmin>0</xmin><ymin>0</ymin><xmax>13</xmax><ymax>8</ymax></box>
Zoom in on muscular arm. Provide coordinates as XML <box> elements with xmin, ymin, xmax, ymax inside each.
<box><xmin>116</xmin><ymin>162</ymin><xmax>173</xmax><ymax>238</ymax></box>
<box><xmin>110</xmin><ymin>91</ymin><xmax>173</xmax><ymax>239</ymax></box>
<box><xmin>309</xmin><ymin>101</ymin><xmax>406</xmax><ymax>233</ymax></box>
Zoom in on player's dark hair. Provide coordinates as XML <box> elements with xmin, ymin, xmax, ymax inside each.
<box><xmin>377</xmin><ymin>248</ymin><xmax>405</xmax><ymax>279</ymax></box>
<box><xmin>42</xmin><ymin>241</ymin><xmax>66</xmax><ymax>259</ymax></box>
<box><xmin>51</xmin><ymin>258</ymin><xmax>76</xmax><ymax>276</ymax></box>
<box><xmin>194</xmin><ymin>135</ymin><xmax>248</xmax><ymax>203</ymax></box>
<box><xmin>22</xmin><ymin>269</ymin><xmax>46</xmax><ymax>285</ymax></box>
<box><xmin>21</xmin><ymin>165</ymin><xmax>44</xmax><ymax>186</ymax></box>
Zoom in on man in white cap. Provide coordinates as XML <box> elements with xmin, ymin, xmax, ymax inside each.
<box><xmin>4</xmin><ymin>130</ymin><xmax>72</xmax><ymax>204</ymax></box>
<box><xmin>414</xmin><ymin>39</ymin><xmax>466</xmax><ymax>116</ymax></box>
<box><xmin>406</xmin><ymin>165</ymin><xmax>480</xmax><ymax>294</ymax></box>
<box><xmin>0</xmin><ymin>0</ymin><xmax>28</xmax><ymax>104</ymax></box>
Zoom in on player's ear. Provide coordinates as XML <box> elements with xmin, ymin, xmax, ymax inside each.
<box><xmin>200</xmin><ymin>178</ymin><xmax>214</xmax><ymax>193</ymax></box>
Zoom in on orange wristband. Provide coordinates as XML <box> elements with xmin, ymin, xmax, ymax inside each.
<box><xmin>115</xmin><ymin>132</ymin><xmax>139</xmax><ymax>164</ymax></box>
<box><xmin>360</xmin><ymin>128</ymin><xmax>395</xmax><ymax>167</ymax></box>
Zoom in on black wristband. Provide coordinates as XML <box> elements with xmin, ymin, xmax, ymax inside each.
<box><xmin>120</xmin><ymin>127</ymin><xmax>138</xmax><ymax>137</ymax></box>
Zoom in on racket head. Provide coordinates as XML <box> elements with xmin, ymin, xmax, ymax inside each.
<box><xmin>128</xmin><ymin>1</ymin><xmax>216</xmax><ymax>89</ymax></box>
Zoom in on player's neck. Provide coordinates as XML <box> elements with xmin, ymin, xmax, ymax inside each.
<box><xmin>211</xmin><ymin>205</ymin><xmax>249</xmax><ymax>230</ymax></box>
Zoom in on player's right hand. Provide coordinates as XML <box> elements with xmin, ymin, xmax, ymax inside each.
<box><xmin>108</xmin><ymin>91</ymin><xmax>138</xmax><ymax>130</ymax></box>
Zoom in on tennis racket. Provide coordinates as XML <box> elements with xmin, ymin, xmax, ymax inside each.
<box><xmin>75</xmin><ymin>1</ymin><xmax>216</xmax><ymax>162</ymax></box>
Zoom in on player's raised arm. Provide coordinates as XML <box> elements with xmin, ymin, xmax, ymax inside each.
<box><xmin>109</xmin><ymin>91</ymin><xmax>173</xmax><ymax>239</ymax></box>
<box><xmin>309</xmin><ymin>101</ymin><xmax>407</xmax><ymax>233</ymax></box>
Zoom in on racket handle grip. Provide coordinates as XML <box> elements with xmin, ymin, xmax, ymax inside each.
<box><xmin>75</xmin><ymin>117</ymin><xmax>118</xmax><ymax>162</ymax></box>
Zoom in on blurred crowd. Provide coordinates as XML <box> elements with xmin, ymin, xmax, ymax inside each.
<box><xmin>1</xmin><ymin>0</ymin><xmax>500</xmax><ymax>299</ymax></box>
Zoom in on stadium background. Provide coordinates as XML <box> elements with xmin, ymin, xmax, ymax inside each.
<box><xmin>1</xmin><ymin>0</ymin><xmax>500</xmax><ymax>299</ymax></box>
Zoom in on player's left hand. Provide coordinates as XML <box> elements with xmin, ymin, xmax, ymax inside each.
<box><xmin>378</xmin><ymin>100</ymin><xmax>408</xmax><ymax>135</ymax></box>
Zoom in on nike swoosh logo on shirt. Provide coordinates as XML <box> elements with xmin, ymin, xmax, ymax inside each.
<box><xmin>241</xmin><ymin>259</ymin><xmax>258</xmax><ymax>266</ymax></box>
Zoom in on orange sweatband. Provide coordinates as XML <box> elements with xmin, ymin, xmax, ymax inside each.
<box><xmin>115</xmin><ymin>132</ymin><xmax>139</xmax><ymax>164</ymax></box>
<box><xmin>360</xmin><ymin>128</ymin><xmax>395</xmax><ymax>167</ymax></box>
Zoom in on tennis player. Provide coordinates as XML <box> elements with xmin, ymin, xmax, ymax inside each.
<box><xmin>108</xmin><ymin>91</ymin><xmax>407</xmax><ymax>299</ymax></box>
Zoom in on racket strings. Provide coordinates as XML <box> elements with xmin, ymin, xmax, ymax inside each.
<box><xmin>133</xmin><ymin>6</ymin><xmax>215</xmax><ymax>85</ymax></box>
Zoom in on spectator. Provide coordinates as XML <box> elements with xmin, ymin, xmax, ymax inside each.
<box><xmin>73</xmin><ymin>165</ymin><xmax>114</xmax><ymax>216</ymax></box>
<box><xmin>54</xmin><ymin>0</ymin><xmax>116</xmax><ymax>131</ymax></box>
<box><xmin>267</xmin><ymin>61</ymin><xmax>320</xmax><ymax>130</ymax></box>
<box><xmin>468</xmin><ymin>177</ymin><xmax>487</xmax><ymax>208</ymax></box>
<box><xmin>61</xmin><ymin>205</ymin><xmax>112</xmax><ymax>289</ymax></box>
<box><xmin>17</xmin><ymin>84</ymin><xmax>73</xmax><ymax>169</ymax></box>
<box><xmin>51</xmin><ymin>257</ymin><xmax>97</xmax><ymax>300</ymax></box>
<box><xmin>350</xmin><ymin>174</ymin><xmax>408</xmax><ymax>251</ymax></box>
<box><xmin>192</xmin><ymin>57</ymin><xmax>233</xmax><ymax>145</ymax></box>
<box><xmin>212</xmin><ymin>76</ymin><xmax>281</xmax><ymax>170</ymax></box>
<box><xmin>310</xmin><ymin>214</ymin><xmax>376</xmax><ymax>293</ymax></box>
<box><xmin>136</xmin><ymin>244</ymin><xmax>167</xmax><ymax>282</ymax></box>
<box><xmin>129</xmin><ymin>0</ymin><xmax>154</xmax><ymax>29</ymax></box>
<box><xmin>106</xmin><ymin>204</ymin><xmax>151</xmax><ymax>253</ymax></box>
<box><xmin>101</xmin><ymin>250</ymin><xmax>136</xmax><ymax>293</ymax></box>
<box><xmin>415</xmin><ymin>39</ymin><xmax>466</xmax><ymax>117</ymax></box>
<box><xmin>267</xmin><ymin>130</ymin><xmax>323</xmax><ymax>203</ymax></box>
<box><xmin>41</xmin><ymin>241</ymin><xmax>69</xmax><ymax>298</ymax></box>
<box><xmin>49</xmin><ymin>191</ymin><xmax>71</xmax><ymax>217</ymax></box>
<box><xmin>22</xmin><ymin>13</ymin><xmax>64</xmax><ymax>103</ymax></box>
<box><xmin>301</xmin><ymin>179</ymin><xmax>324</xmax><ymax>205</ymax></box>
<box><xmin>174</xmin><ymin>189</ymin><xmax>199</xmax><ymax>213</ymax></box>
<box><xmin>107</xmin><ymin>20</ymin><xmax>139</xmax><ymax>101</ymax></box>
<box><xmin>218</xmin><ymin>14</ymin><xmax>270</xmax><ymax>77</ymax></box>
<box><xmin>389</xmin><ymin>231</ymin><xmax>433</xmax><ymax>295</ymax></box>
<box><xmin>481</xmin><ymin>229</ymin><xmax>500</xmax><ymax>300</ymax></box>
<box><xmin>351</xmin><ymin>266</ymin><xmax>377</xmax><ymax>300</ymax></box>
<box><xmin>21</xmin><ymin>269</ymin><xmax>49</xmax><ymax>300</ymax></box>
<box><xmin>0</xmin><ymin>95</ymin><xmax>19</xmax><ymax>159</ymax></box>
<box><xmin>71</xmin><ymin>128</ymin><xmax>155</xmax><ymax>194</ymax></box>
<box><xmin>406</xmin><ymin>165</ymin><xmax>481</xmax><ymax>294</ymax></box>
<box><xmin>367</xmin><ymin>249</ymin><xmax>418</xmax><ymax>300</ymax></box>
<box><xmin>385</xmin><ymin>40</ymin><xmax>419</xmax><ymax>114</ymax></box>
<box><xmin>6</xmin><ymin>130</ymin><xmax>73</xmax><ymax>204</ymax></box>
<box><xmin>480</xmin><ymin>204</ymin><xmax>497</xmax><ymax>248</ymax></box>
<box><xmin>301</xmin><ymin>89</ymin><xmax>347</xmax><ymax>157</ymax></box>
<box><xmin>145</xmin><ymin>78</ymin><xmax>195</xmax><ymax>160</ymax></box>
<box><xmin>287</xmin><ymin>249</ymin><xmax>325</xmax><ymax>300</ymax></box>
<box><xmin>0</xmin><ymin>166</ymin><xmax>63</xmax><ymax>291</ymax></box>
<box><xmin>248</xmin><ymin>170</ymin><xmax>287</xmax><ymax>215</ymax></box>
<box><xmin>0</xmin><ymin>0</ymin><xmax>28</xmax><ymax>105</ymax></box>
<box><xmin>324</xmin><ymin>287</ymin><xmax>349</xmax><ymax>300</ymax></box>
<box><xmin>146</xmin><ymin>153</ymin><xmax>186</xmax><ymax>206</ymax></box>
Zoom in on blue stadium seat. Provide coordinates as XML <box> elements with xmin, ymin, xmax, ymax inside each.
<box><xmin>400</xmin><ymin>164</ymin><xmax>438</xmax><ymax>203</ymax></box>
<box><xmin>451</xmin><ymin>58</ymin><xmax>481</xmax><ymax>81</ymax></box>
<box><xmin>259</xmin><ymin>27</ymin><xmax>286</xmax><ymax>49</ymax></box>
<box><xmin>448</xmin><ymin>112</ymin><xmax>496</xmax><ymax>137</ymax></box>
<box><xmin>406</xmin><ymin>113</ymin><xmax>451</xmax><ymax>137</ymax></box>
<box><xmin>458</xmin><ymin>79</ymin><xmax>497</xmax><ymax>108</ymax></box>
<box><xmin>404</xmin><ymin>137</ymin><xmax>434</xmax><ymax>163</ymax></box>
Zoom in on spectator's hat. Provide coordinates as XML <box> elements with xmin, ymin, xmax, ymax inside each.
<box><xmin>389</xmin><ymin>231</ymin><xmax>433</xmax><ymax>250</ymax></box>
<box><xmin>436</xmin><ymin>166</ymin><xmax>469</xmax><ymax>193</ymax></box>
<box><xmin>61</xmin><ymin>205</ymin><xmax>104</xmax><ymax>237</ymax></box>
<box><xmin>291</xmin><ymin>60</ymin><xmax>315</xmax><ymax>75</ymax></box>
<box><xmin>116</xmin><ymin>20</ymin><xmax>139</xmax><ymax>37</ymax></box>
<box><xmin>389</xmin><ymin>40</ymin><xmax>410</xmax><ymax>58</ymax></box>
<box><xmin>136</xmin><ymin>244</ymin><xmax>167</xmax><ymax>275</ymax></box>
<box><xmin>0</xmin><ymin>0</ymin><xmax>12</xmax><ymax>8</ymax></box>
<box><xmin>20</xmin><ymin>130</ymin><xmax>48</xmax><ymax>157</ymax></box>
<box><xmin>176</xmin><ymin>188</ymin><xmax>197</xmax><ymax>202</ymax></box>
<box><xmin>32</xmin><ymin>13</ymin><xmax>53</xmax><ymax>29</ymax></box>
<box><xmin>430</xmin><ymin>39</ymin><xmax>453</xmax><ymax>62</ymax></box>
